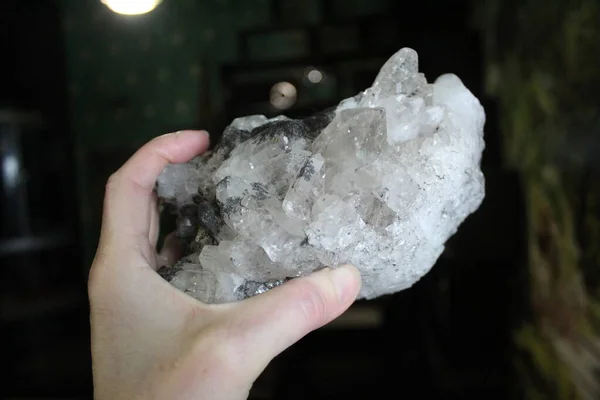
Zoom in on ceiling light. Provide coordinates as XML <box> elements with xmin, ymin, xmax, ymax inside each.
<box><xmin>270</xmin><ymin>82</ymin><xmax>297</xmax><ymax>110</ymax></box>
<box><xmin>102</xmin><ymin>0</ymin><xmax>163</xmax><ymax>16</ymax></box>
<box><xmin>307</xmin><ymin>69</ymin><xmax>323</xmax><ymax>84</ymax></box>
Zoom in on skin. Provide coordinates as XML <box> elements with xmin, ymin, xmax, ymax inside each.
<box><xmin>88</xmin><ymin>130</ymin><xmax>362</xmax><ymax>400</ymax></box>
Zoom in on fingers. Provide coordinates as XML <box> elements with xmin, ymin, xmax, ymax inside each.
<box><xmin>156</xmin><ymin>232</ymin><xmax>182</xmax><ymax>267</ymax></box>
<box><xmin>100</xmin><ymin>130</ymin><xmax>209</xmax><ymax>249</ymax></box>
<box><xmin>225</xmin><ymin>265</ymin><xmax>361</xmax><ymax>378</ymax></box>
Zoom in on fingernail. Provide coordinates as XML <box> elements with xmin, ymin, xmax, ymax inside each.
<box><xmin>160</xmin><ymin>130</ymin><xmax>209</xmax><ymax>138</ymax></box>
<box><xmin>186</xmin><ymin>130</ymin><xmax>210</xmax><ymax>144</ymax></box>
<box><xmin>181</xmin><ymin>130</ymin><xmax>209</xmax><ymax>136</ymax></box>
<box><xmin>330</xmin><ymin>265</ymin><xmax>358</xmax><ymax>303</ymax></box>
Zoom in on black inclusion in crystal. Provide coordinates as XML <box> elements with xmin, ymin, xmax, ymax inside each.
<box><xmin>297</xmin><ymin>159</ymin><xmax>316</xmax><ymax>181</ymax></box>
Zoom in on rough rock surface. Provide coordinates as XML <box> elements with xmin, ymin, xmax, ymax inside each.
<box><xmin>156</xmin><ymin>47</ymin><xmax>486</xmax><ymax>304</ymax></box>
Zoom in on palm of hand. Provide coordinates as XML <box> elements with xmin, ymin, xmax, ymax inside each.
<box><xmin>88</xmin><ymin>131</ymin><xmax>361</xmax><ymax>400</ymax></box>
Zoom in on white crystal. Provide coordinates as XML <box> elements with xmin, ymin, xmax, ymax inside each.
<box><xmin>157</xmin><ymin>47</ymin><xmax>486</xmax><ymax>303</ymax></box>
<box><xmin>230</xmin><ymin>114</ymin><xmax>269</xmax><ymax>131</ymax></box>
<box><xmin>170</xmin><ymin>264</ymin><xmax>244</xmax><ymax>304</ymax></box>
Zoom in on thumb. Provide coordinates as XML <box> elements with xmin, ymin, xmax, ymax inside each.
<box><xmin>227</xmin><ymin>265</ymin><xmax>361</xmax><ymax>377</ymax></box>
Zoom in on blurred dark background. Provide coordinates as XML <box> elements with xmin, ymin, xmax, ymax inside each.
<box><xmin>1</xmin><ymin>0</ymin><xmax>598</xmax><ymax>399</ymax></box>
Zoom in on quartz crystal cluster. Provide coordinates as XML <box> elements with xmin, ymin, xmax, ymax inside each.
<box><xmin>156</xmin><ymin>48</ymin><xmax>486</xmax><ymax>304</ymax></box>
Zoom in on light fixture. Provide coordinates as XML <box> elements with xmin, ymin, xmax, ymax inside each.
<box><xmin>307</xmin><ymin>69</ymin><xmax>323</xmax><ymax>84</ymax></box>
<box><xmin>102</xmin><ymin>0</ymin><xmax>163</xmax><ymax>16</ymax></box>
<box><xmin>270</xmin><ymin>82</ymin><xmax>297</xmax><ymax>110</ymax></box>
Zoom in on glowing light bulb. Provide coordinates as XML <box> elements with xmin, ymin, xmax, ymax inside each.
<box><xmin>102</xmin><ymin>0</ymin><xmax>162</xmax><ymax>15</ymax></box>
<box><xmin>269</xmin><ymin>82</ymin><xmax>297</xmax><ymax>110</ymax></box>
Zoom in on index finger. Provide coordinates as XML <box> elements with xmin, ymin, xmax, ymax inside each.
<box><xmin>101</xmin><ymin>130</ymin><xmax>210</xmax><ymax>246</ymax></box>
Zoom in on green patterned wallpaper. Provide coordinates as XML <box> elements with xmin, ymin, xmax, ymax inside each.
<box><xmin>61</xmin><ymin>0</ymin><xmax>274</xmax><ymax>149</ymax></box>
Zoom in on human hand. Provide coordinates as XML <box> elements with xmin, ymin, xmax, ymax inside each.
<box><xmin>88</xmin><ymin>130</ymin><xmax>362</xmax><ymax>400</ymax></box>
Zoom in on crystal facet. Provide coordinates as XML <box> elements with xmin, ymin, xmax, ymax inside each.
<box><xmin>156</xmin><ymin>48</ymin><xmax>486</xmax><ymax>304</ymax></box>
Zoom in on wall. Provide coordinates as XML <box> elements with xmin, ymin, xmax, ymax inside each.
<box><xmin>63</xmin><ymin>0</ymin><xmax>263</xmax><ymax>146</ymax></box>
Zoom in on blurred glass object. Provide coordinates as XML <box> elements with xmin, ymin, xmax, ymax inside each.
<box><xmin>0</xmin><ymin>110</ymin><xmax>74</xmax><ymax>258</ymax></box>
<box><xmin>2</xmin><ymin>155</ymin><xmax>20</xmax><ymax>192</ymax></box>
<box><xmin>101</xmin><ymin>0</ymin><xmax>162</xmax><ymax>15</ymax></box>
<box><xmin>0</xmin><ymin>111</ymin><xmax>35</xmax><ymax>237</ymax></box>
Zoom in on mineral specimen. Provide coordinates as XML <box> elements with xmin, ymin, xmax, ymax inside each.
<box><xmin>156</xmin><ymin>47</ymin><xmax>486</xmax><ymax>304</ymax></box>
